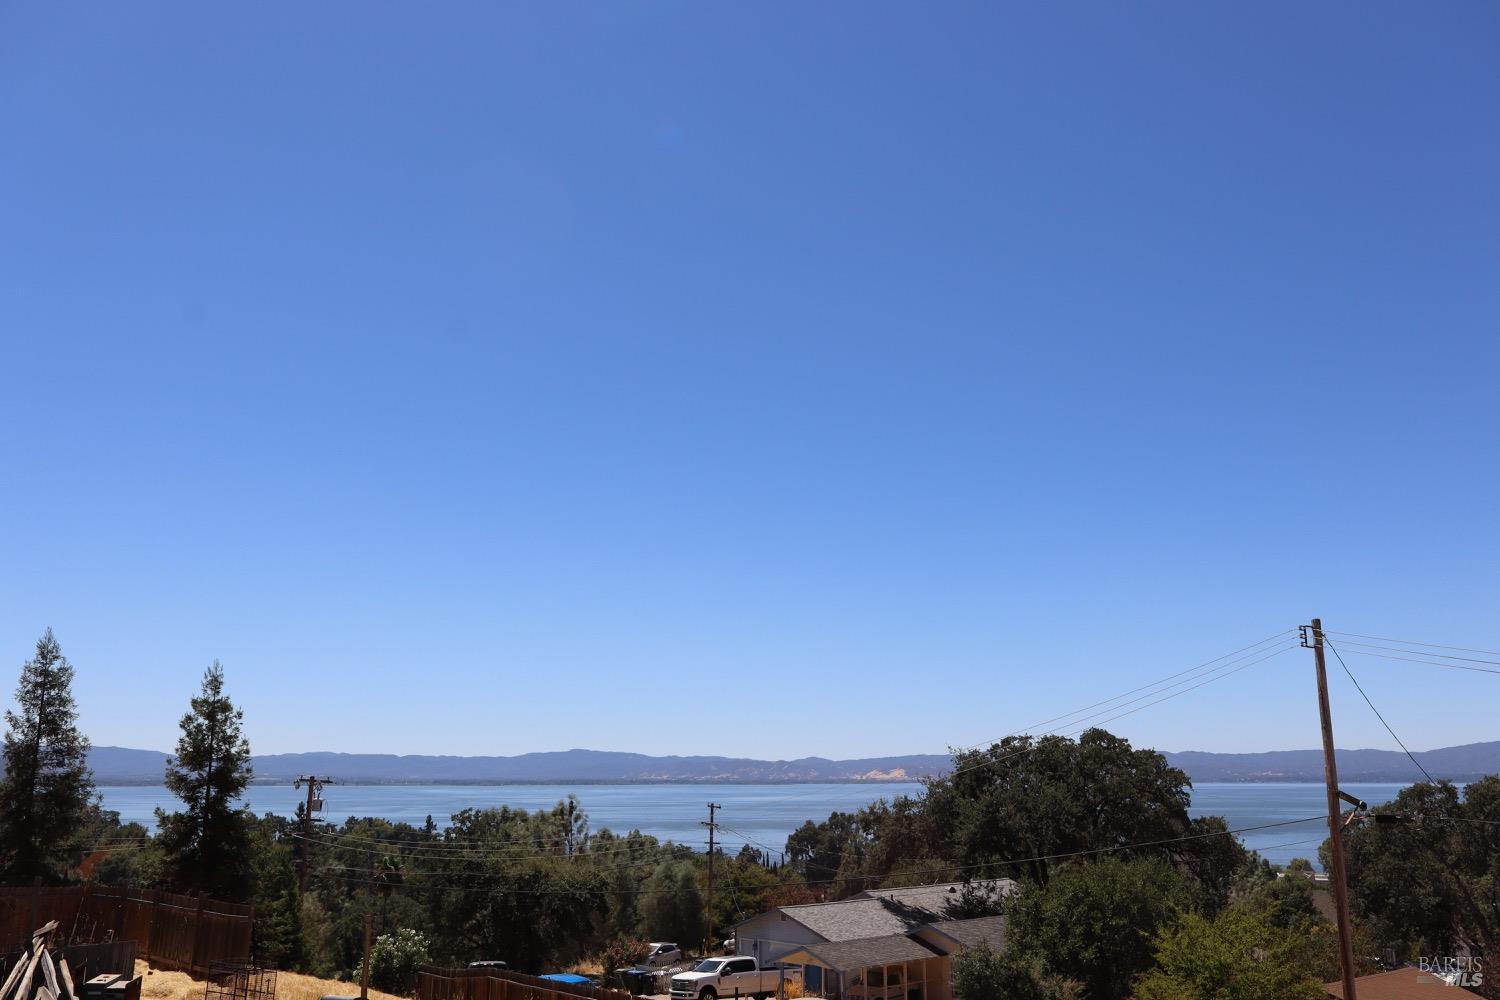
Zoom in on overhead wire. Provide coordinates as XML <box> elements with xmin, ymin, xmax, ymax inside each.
<box><xmin>1331</xmin><ymin>645</ymin><xmax>1500</xmax><ymax>677</ymax></box>
<box><xmin>99</xmin><ymin>626</ymin><xmax>1308</xmax><ymax>874</ymax></box>
<box><xmin>1329</xmin><ymin>639</ymin><xmax>1500</xmax><ymax>670</ymax></box>
<box><xmin>956</xmin><ymin>629</ymin><xmax>1298</xmax><ymax>751</ymax></box>
<box><xmin>739</xmin><ymin>632</ymin><xmax>1301</xmax><ymax>816</ymax></box>
<box><xmin>290</xmin><ymin>831</ymin><xmax>685</xmax><ymax>866</ymax></box>
<box><xmin>310</xmin><ymin>814</ymin><xmax>1330</xmax><ymax>898</ymax></box>
<box><xmin>282</xmin><ymin>633</ymin><xmax>1299</xmax><ymax>868</ymax></box>
<box><xmin>1324</xmin><ymin>630</ymin><xmax>1500</xmax><ymax>659</ymax></box>
<box><xmin>1322</xmin><ymin>637</ymin><xmax>1437</xmax><ymax>785</ymax></box>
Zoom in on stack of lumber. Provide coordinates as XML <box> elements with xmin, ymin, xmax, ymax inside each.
<box><xmin>0</xmin><ymin>923</ymin><xmax>139</xmax><ymax>1000</ymax></box>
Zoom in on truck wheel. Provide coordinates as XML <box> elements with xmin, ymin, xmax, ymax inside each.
<box><xmin>700</xmin><ymin>990</ymin><xmax>717</xmax><ymax>1000</ymax></box>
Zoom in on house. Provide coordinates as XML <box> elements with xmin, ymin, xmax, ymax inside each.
<box><xmin>1323</xmin><ymin>965</ymin><xmax>1480</xmax><ymax>997</ymax></box>
<box><xmin>732</xmin><ymin>882</ymin><xmax>1014</xmax><ymax>1000</ymax></box>
<box><xmin>734</xmin><ymin>881</ymin><xmax>1015</xmax><ymax>965</ymax></box>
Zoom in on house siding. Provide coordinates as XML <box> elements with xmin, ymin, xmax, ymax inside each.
<box><xmin>735</xmin><ymin>911</ymin><xmax>826</xmax><ymax>963</ymax></box>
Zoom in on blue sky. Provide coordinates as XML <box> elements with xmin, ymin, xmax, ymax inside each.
<box><xmin>1</xmin><ymin>3</ymin><xmax>1496</xmax><ymax>761</ymax></box>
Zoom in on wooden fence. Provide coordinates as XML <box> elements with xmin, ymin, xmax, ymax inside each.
<box><xmin>0</xmin><ymin>885</ymin><xmax>253</xmax><ymax>974</ymax></box>
<box><xmin>417</xmin><ymin>967</ymin><xmax>634</xmax><ymax>1000</ymax></box>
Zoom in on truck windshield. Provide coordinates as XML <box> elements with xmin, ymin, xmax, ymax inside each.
<box><xmin>693</xmin><ymin>961</ymin><xmax>725</xmax><ymax>973</ymax></box>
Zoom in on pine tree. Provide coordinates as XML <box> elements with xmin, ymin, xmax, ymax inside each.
<box><xmin>157</xmin><ymin>661</ymin><xmax>256</xmax><ymax>899</ymax></box>
<box><xmin>0</xmin><ymin>628</ymin><xmax>96</xmax><ymax>883</ymax></box>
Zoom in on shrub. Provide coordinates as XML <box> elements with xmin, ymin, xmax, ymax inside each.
<box><xmin>363</xmin><ymin>927</ymin><xmax>431</xmax><ymax>996</ymax></box>
<box><xmin>952</xmin><ymin>942</ymin><xmax>1081</xmax><ymax>1000</ymax></box>
<box><xmin>599</xmin><ymin>937</ymin><xmax>651</xmax><ymax>985</ymax></box>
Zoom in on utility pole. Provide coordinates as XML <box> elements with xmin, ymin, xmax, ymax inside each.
<box><xmin>360</xmin><ymin>887</ymin><xmax>373</xmax><ymax>1000</ymax></box>
<box><xmin>702</xmin><ymin>802</ymin><xmax>720</xmax><ymax>954</ymax></box>
<box><xmin>294</xmin><ymin>775</ymin><xmax>332</xmax><ymax>894</ymax></box>
<box><xmin>1305</xmin><ymin>620</ymin><xmax>1358</xmax><ymax>1000</ymax></box>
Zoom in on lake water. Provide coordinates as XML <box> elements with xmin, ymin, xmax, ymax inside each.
<box><xmin>98</xmin><ymin>781</ymin><xmax>1411</xmax><ymax>869</ymax></box>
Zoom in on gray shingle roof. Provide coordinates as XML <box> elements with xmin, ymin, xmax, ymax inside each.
<box><xmin>855</xmin><ymin>879</ymin><xmax>1017</xmax><ymax>920</ymax></box>
<box><xmin>921</xmin><ymin>916</ymin><xmax>1007</xmax><ymax>952</ymax></box>
<box><xmin>776</xmin><ymin>881</ymin><xmax>1018</xmax><ymax>943</ymax></box>
<box><xmin>781</xmin><ymin>935</ymin><xmax>941</xmax><ymax>972</ymax></box>
<box><xmin>779</xmin><ymin>898</ymin><xmax>918</xmax><ymax>941</ymax></box>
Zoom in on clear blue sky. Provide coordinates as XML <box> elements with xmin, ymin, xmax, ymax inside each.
<box><xmin>1</xmin><ymin>3</ymin><xmax>1496</xmax><ymax>761</ymax></box>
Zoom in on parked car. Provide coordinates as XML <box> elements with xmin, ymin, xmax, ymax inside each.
<box><xmin>468</xmin><ymin>961</ymin><xmax>509</xmax><ymax>970</ymax></box>
<box><xmin>638</xmin><ymin>942</ymin><xmax>684</xmax><ymax>969</ymax></box>
<box><xmin>670</xmin><ymin>957</ymin><xmax>799</xmax><ymax>1000</ymax></box>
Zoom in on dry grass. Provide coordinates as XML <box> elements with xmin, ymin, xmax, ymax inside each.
<box><xmin>133</xmin><ymin>961</ymin><xmax>403</xmax><ymax>1000</ymax></box>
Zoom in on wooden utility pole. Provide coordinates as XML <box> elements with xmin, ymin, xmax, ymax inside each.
<box><xmin>702</xmin><ymin>803</ymin><xmax>720</xmax><ymax>954</ymax></box>
<box><xmin>360</xmin><ymin>856</ymin><xmax>374</xmax><ymax>1000</ymax></box>
<box><xmin>1306</xmin><ymin>619</ymin><xmax>1358</xmax><ymax>1000</ymax></box>
<box><xmin>293</xmin><ymin>775</ymin><xmax>331</xmax><ymax>894</ymax></box>
<box><xmin>360</xmin><ymin>907</ymin><xmax>372</xmax><ymax>1000</ymax></box>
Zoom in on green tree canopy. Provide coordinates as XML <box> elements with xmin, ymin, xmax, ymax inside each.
<box><xmin>1005</xmin><ymin>857</ymin><xmax>1196</xmax><ymax>1000</ymax></box>
<box><xmin>952</xmin><ymin>940</ymin><xmax>1082</xmax><ymax>1000</ymax></box>
<box><xmin>0</xmin><ymin>628</ymin><xmax>95</xmax><ymax>883</ymax></box>
<box><xmin>921</xmin><ymin>730</ymin><xmax>1240</xmax><ymax>892</ymax></box>
<box><xmin>157</xmin><ymin>660</ymin><xmax>256</xmax><ymax>899</ymax></box>
<box><xmin>784</xmin><ymin>729</ymin><xmax>1249</xmax><ymax>919</ymax></box>
<box><xmin>418</xmin><ymin>805</ymin><xmax>611</xmax><ymax>972</ymax></box>
<box><xmin>638</xmin><ymin>858</ymin><xmax>706</xmax><ymax>949</ymax></box>
<box><xmin>1134</xmin><ymin>908</ymin><xmax>1324</xmax><ymax>1000</ymax></box>
<box><xmin>1333</xmin><ymin>777</ymin><xmax>1500</xmax><ymax>970</ymax></box>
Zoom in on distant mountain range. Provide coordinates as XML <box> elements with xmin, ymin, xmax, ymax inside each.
<box><xmin>85</xmin><ymin>747</ymin><xmax>952</xmax><ymax>785</ymax></box>
<box><xmin>1162</xmin><ymin>742</ymin><xmax>1500</xmax><ymax>783</ymax></box>
<box><xmin>85</xmin><ymin>741</ymin><xmax>1500</xmax><ymax>786</ymax></box>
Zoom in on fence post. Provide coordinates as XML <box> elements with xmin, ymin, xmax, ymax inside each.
<box><xmin>146</xmin><ymin>891</ymin><xmax>159</xmax><ymax>965</ymax></box>
<box><xmin>75</xmin><ymin>881</ymin><xmax>91</xmax><ymax>942</ymax></box>
<box><xmin>29</xmin><ymin>879</ymin><xmax>41</xmax><ymax>937</ymax></box>
<box><xmin>191</xmin><ymin>893</ymin><xmax>206</xmax><ymax>974</ymax></box>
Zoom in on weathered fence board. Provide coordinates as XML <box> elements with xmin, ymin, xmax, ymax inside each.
<box><xmin>0</xmin><ymin>887</ymin><xmax>251</xmax><ymax>974</ymax></box>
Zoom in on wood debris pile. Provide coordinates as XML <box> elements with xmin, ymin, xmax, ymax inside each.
<box><xmin>0</xmin><ymin>923</ymin><xmax>139</xmax><ymax>1000</ymax></box>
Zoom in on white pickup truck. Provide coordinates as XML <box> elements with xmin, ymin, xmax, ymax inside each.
<box><xmin>670</xmin><ymin>957</ymin><xmax>798</xmax><ymax>1000</ymax></box>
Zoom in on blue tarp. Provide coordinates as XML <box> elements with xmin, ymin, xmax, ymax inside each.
<box><xmin>540</xmin><ymin>975</ymin><xmax>592</xmax><ymax>985</ymax></box>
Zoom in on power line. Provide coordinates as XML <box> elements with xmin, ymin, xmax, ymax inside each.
<box><xmin>272</xmin><ymin>629</ymin><xmax>1302</xmax><ymax>846</ymax></box>
<box><xmin>1335</xmin><ymin>646</ymin><xmax>1500</xmax><ymax>677</ymax></box>
<box><xmin>958</xmin><ymin>639</ymin><xmax>1297</xmax><ymax>755</ymax></box>
<box><xmin>1329</xmin><ymin>639</ymin><xmax>1500</xmax><ymax>669</ymax></box>
<box><xmin>310</xmin><ymin>814</ymin><xmax>1330</xmax><ymax>898</ymax></box>
<box><xmin>963</xmin><ymin>629</ymin><xmax>1298</xmax><ymax>749</ymax></box>
<box><xmin>795</xmin><ymin>639</ymin><xmax>1297</xmax><ymax>808</ymax></box>
<box><xmin>698</xmin><ymin>639</ymin><xmax>1300</xmax><ymax>872</ymax></box>
<box><xmin>1323</xmin><ymin>638</ymin><xmax>1436</xmax><ymax>785</ymax></box>
<box><xmin>943</xmin><ymin>643</ymin><xmax>1296</xmax><ymax>788</ymax></box>
<box><xmin>712</xmin><ymin>629</ymin><xmax>1300</xmax><ymax>817</ymax></box>
<box><xmin>100</xmin><ymin>635</ymin><xmax>1304</xmax><ymax>879</ymax></box>
<box><xmin>710</xmin><ymin>639</ymin><xmax>1314</xmax><ymax>895</ymax></box>
<box><xmin>1430</xmin><ymin>815</ymin><xmax>1500</xmax><ymax>827</ymax></box>
<box><xmin>291</xmin><ymin>831</ymin><xmax>681</xmax><ymax>864</ymax></box>
<box><xmin>1324</xmin><ymin>630</ymin><xmax>1500</xmax><ymax>659</ymax></box>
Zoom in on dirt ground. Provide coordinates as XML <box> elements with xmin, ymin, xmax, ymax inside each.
<box><xmin>133</xmin><ymin>961</ymin><xmax>403</xmax><ymax>1000</ymax></box>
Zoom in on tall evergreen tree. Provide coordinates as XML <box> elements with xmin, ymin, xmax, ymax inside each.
<box><xmin>157</xmin><ymin>661</ymin><xmax>256</xmax><ymax>899</ymax></box>
<box><xmin>0</xmin><ymin>628</ymin><xmax>95</xmax><ymax>883</ymax></box>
